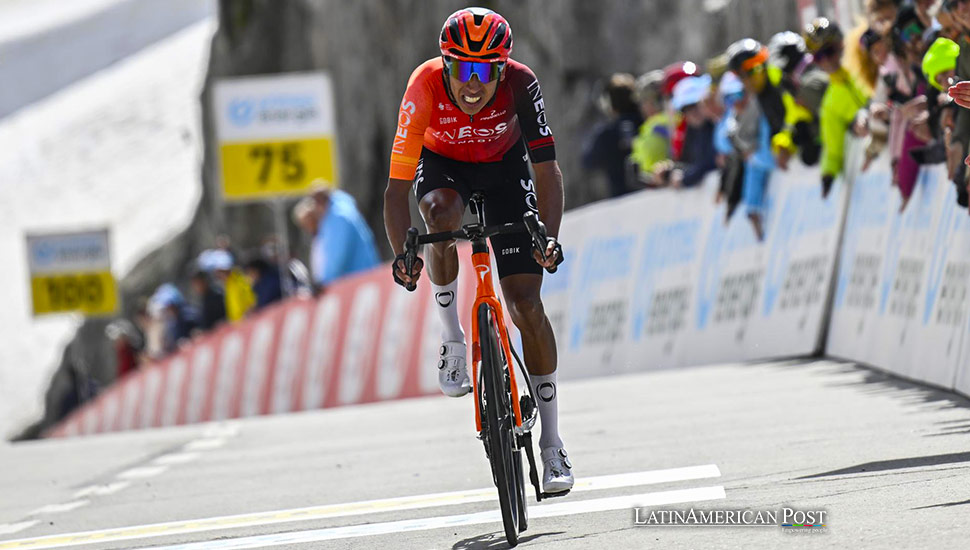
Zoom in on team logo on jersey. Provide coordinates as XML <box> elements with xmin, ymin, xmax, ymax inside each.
<box><xmin>480</xmin><ymin>108</ymin><xmax>507</xmax><ymax>121</ymax></box>
<box><xmin>392</xmin><ymin>100</ymin><xmax>417</xmax><ymax>155</ymax></box>
<box><xmin>438</xmin><ymin>122</ymin><xmax>510</xmax><ymax>142</ymax></box>
<box><xmin>527</xmin><ymin>80</ymin><xmax>552</xmax><ymax>137</ymax></box>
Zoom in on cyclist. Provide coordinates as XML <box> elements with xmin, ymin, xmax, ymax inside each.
<box><xmin>382</xmin><ymin>7</ymin><xmax>573</xmax><ymax>494</ymax></box>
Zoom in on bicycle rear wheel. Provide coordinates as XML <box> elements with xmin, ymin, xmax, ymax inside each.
<box><xmin>479</xmin><ymin>303</ymin><xmax>520</xmax><ymax>546</ymax></box>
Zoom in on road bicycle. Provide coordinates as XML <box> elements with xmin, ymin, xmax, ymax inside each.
<box><xmin>401</xmin><ymin>191</ymin><xmax>566</xmax><ymax>547</ymax></box>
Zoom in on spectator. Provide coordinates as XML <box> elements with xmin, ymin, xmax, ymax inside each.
<box><xmin>804</xmin><ymin>17</ymin><xmax>870</xmax><ymax>197</ymax></box>
<box><xmin>105</xmin><ymin>319</ymin><xmax>143</xmax><ymax>379</ymax></box>
<box><xmin>662</xmin><ymin>61</ymin><xmax>700</xmax><ymax>161</ymax></box>
<box><xmin>582</xmin><ymin>73</ymin><xmax>643</xmax><ymax>197</ymax></box>
<box><xmin>206</xmin><ymin>249</ymin><xmax>256</xmax><ymax>322</ymax></box>
<box><xmin>630</xmin><ymin>70</ymin><xmax>672</xmax><ymax>186</ymax></box>
<box><xmin>867</xmin><ymin>0</ymin><xmax>899</xmax><ymax>37</ymax></box>
<box><xmin>188</xmin><ymin>266</ymin><xmax>226</xmax><ymax>331</ymax></box>
<box><xmin>148</xmin><ymin>284</ymin><xmax>198</xmax><ymax>355</ymax></box>
<box><xmin>885</xmin><ymin>6</ymin><xmax>931</xmax><ymax>207</ymax></box>
<box><xmin>652</xmin><ymin>74</ymin><xmax>718</xmax><ymax>187</ymax></box>
<box><xmin>243</xmin><ymin>256</ymin><xmax>284</xmax><ymax>309</ymax></box>
<box><xmin>294</xmin><ymin>186</ymin><xmax>380</xmax><ymax>289</ymax></box>
<box><xmin>714</xmin><ymin>72</ymin><xmax>747</xmax><ymax>219</ymax></box>
<box><xmin>768</xmin><ymin>30</ymin><xmax>827</xmax><ymax>166</ymax></box>
<box><xmin>921</xmin><ymin>36</ymin><xmax>966</xmax><ymax>204</ymax></box>
<box><xmin>936</xmin><ymin>1</ymin><xmax>963</xmax><ymax>42</ymax></box>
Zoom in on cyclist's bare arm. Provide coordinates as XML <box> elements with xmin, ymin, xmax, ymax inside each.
<box><xmin>384</xmin><ymin>177</ymin><xmax>423</xmax><ymax>285</ymax></box>
<box><xmin>532</xmin><ymin>159</ymin><xmax>564</xmax><ymax>268</ymax></box>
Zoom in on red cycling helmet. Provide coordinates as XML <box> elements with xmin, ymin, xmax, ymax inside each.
<box><xmin>662</xmin><ymin>61</ymin><xmax>699</xmax><ymax>98</ymax></box>
<box><xmin>439</xmin><ymin>7</ymin><xmax>513</xmax><ymax>62</ymax></box>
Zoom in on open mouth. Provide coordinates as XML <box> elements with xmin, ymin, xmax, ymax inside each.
<box><xmin>461</xmin><ymin>94</ymin><xmax>482</xmax><ymax>107</ymax></box>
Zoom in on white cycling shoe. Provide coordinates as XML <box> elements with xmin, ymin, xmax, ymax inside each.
<box><xmin>540</xmin><ymin>447</ymin><xmax>574</xmax><ymax>494</ymax></box>
<box><xmin>438</xmin><ymin>341</ymin><xmax>471</xmax><ymax>397</ymax></box>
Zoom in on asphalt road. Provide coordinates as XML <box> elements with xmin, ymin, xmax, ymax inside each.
<box><xmin>2</xmin><ymin>358</ymin><xmax>970</xmax><ymax>550</ymax></box>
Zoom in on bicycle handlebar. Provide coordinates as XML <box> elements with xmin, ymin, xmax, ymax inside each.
<box><xmin>400</xmin><ymin>213</ymin><xmax>561</xmax><ymax>292</ymax></box>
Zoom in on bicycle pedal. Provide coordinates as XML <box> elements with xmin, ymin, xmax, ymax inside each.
<box><xmin>541</xmin><ymin>489</ymin><xmax>571</xmax><ymax>499</ymax></box>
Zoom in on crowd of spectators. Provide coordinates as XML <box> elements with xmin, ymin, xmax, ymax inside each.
<box><xmin>103</xmin><ymin>185</ymin><xmax>379</xmax><ymax>381</ymax></box>
<box><xmin>584</xmin><ymin>0</ymin><xmax>970</xmax><ymax>241</ymax></box>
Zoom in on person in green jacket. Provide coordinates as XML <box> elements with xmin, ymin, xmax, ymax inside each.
<box><xmin>804</xmin><ymin>18</ymin><xmax>870</xmax><ymax>197</ymax></box>
<box><xmin>630</xmin><ymin>70</ymin><xmax>673</xmax><ymax>186</ymax></box>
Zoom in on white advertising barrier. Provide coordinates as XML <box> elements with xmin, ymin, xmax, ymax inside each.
<box><xmin>828</xmin><ymin>154</ymin><xmax>970</xmax><ymax>394</ymax></box>
<box><xmin>542</xmin><ymin>157</ymin><xmax>848</xmax><ymax>380</ymax></box>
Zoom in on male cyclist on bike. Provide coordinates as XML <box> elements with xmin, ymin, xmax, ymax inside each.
<box><xmin>383</xmin><ymin>7</ymin><xmax>573</xmax><ymax>494</ymax></box>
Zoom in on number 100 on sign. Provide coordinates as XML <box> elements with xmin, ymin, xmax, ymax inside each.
<box><xmin>220</xmin><ymin>137</ymin><xmax>335</xmax><ymax>200</ymax></box>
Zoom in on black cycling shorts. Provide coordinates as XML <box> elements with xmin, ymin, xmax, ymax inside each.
<box><xmin>414</xmin><ymin>140</ymin><xmax>542</xmax><ymax>279</ymax></box>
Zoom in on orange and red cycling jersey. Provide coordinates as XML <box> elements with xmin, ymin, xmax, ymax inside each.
<box><xmin>389</xmin><ymin>57</ymin><xmax>556</xmax><ymax>181</ymax></box>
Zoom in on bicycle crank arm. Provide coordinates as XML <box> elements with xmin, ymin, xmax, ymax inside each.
<box><xmin>521</xmin><ymin>432</ymin><xmax>543</xmax><ymax>502</ymax></box>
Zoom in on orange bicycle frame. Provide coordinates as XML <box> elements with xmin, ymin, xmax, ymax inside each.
<box><xmin>469</xmin><ymin>250</ymin><xmax>523</xmax><ymax>433</ymax></box>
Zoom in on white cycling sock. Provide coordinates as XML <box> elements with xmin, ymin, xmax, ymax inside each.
<box><xmin>432</xmin><ymin>279</ymin><xmax>465</xmax><ymax>343</ymax></box>
<box><xmin>531</xmin><ymin>371</ymin><xmax>564</xmax><ymax>451</ymax></box>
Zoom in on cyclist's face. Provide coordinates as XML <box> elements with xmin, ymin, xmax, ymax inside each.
<box><xmin>448</xmin><ymin>71</ymin><xmax>502</xmax><ymax>115</ymax></box>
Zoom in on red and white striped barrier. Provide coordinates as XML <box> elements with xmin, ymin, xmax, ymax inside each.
<box><xmin>47</xmin><ymin>247</ymin><xmax>488</xmax><ymax>438</ymax></box>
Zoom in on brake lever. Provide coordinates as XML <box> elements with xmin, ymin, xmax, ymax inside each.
<box><xmin>523</xmin><ymin>212</ymin><xmax>560</xmax><ymax>274</ymax></box>
<box><xmin>404</xmin><ymin>227</ymin><xmax>418</xmax><ymax>292</ymax></box>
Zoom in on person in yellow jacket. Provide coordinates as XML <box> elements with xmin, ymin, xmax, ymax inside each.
<box><xmin>804</xmin><ymin>17</ymin><xmax>870</xmax><ymax>197</ymax></box>
<box><xmin>206</xmin><ymin>249</ymin><xmax>256</xmax><ymax>322</ymax></box>
<box><xmin>630</xmin><ymin>70</ymin><xmax>673</xmax><ymax>186</ymax></box>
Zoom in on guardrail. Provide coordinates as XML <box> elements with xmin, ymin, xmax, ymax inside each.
<box><xmin>47</xmin><ymin>138</ymin><xmax>970</xmax><ymax>437</ymax></box>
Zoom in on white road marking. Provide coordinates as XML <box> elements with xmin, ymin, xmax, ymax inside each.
<box><xmin>28</xmin><ymin>501</ymin><xmax>89</xmax><ymax>515</ymax></box>
<box><xmin>201</xmin><ymin>422</ymin><xmax>240</xmax><ymax>439</ymax></box>
<box><xmin>0</xmin><ymin>521</ymin><xmax>38</xmax><ymax>536</ymax></box>
<box><xmin>152</xmin><ymin>452</ymin><xmax>200</xmax><ymax>466</ymax></box>
<box><xmin>0</xmin><ymin>465</ymin><xmax>722</xmax><ymax>549</ymax></box>
<box><xmin>73</xmin><ymin>481</ymin><xmax>130</xmax><ymax>499</ymax></box>
<box><xmin>117</xmin><ymin>466</ymin><xmax>168</xmax><ymax>480</ymax></box>
<box><xmin>141</xmin><ymin>486</ymin><xmax>727</xmax><ymax>549</ymax></box>
<box><xmin>183</xmin><ymin>438</ymin><xmax>226</xmax><ymax>451</ymax></box>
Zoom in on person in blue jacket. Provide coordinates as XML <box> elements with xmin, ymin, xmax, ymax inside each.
<box><xmin>294</xmin><ymin>186</ymin><xmax>380</xmax><ymax>289</ymax></box>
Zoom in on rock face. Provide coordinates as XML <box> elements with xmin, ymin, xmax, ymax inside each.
<box><xmin>22</xmin><ymin>0</ymin><xmax>798</xmax><ymax>438</ymax></box>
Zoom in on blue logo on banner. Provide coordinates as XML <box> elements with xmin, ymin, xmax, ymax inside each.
<box><xmin>228</xmin><ymin>99</ymin><xmax>255</xmax><ymax>126</ymax></box>
<box><xmin>879</xmin><ymin>169</ymin><xmax>937</xmax><ymax>315</ymax></box>
<box><xmin>762</xmin><ymin>182</ymin><xmax>838</xmax><ymax>315</ymax></box>
<box><xmin>923</xmin><ymin>173</ymin><xmax>961</xmax><ymax>324</ymax></box>
<box><xmin>569</xmin><ymin>235</ymin><xmax>635</xmax><ymax>349</ymax></box>
<box><xmin>834</xmin><ymin>168</ymin><xmax>890</xmax><ymax>308</ymax></box>
<box><xmin>630</xmin><ymin>219</ymin><xmax>701</xmax><ymax>340</ymax></box>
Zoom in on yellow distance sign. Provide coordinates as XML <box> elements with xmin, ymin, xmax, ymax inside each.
<box><xmin>220</xmin><ymin>137</ymin><xmax>337</xmax><ymax>200</ymax></box>
<box><xmin>30</xmin><ymin>271</ymin><xmax>118</xmax><ymax>316</ymax></box>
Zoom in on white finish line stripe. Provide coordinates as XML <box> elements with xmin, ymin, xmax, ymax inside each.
<box><xmin>0</xmin><ymin>465</ymin><xmax>720</xmax><ymax>549</ymax></box>
<box><xmin>143</xmin><ymin>486</ymin><xmax>727</xmax><ymax>549</ymax></box>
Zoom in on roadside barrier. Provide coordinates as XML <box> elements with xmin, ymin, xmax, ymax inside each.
<box><xmin>48</xmin><ymin>139</ymin><xmax>970</xmax><ymax>437</ymax></box>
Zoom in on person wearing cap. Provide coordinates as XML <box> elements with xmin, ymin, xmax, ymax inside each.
<box><xmin>713</xmin><ymin>72</ymin><xmax>747</xmax><ymax>218</ymax></box>
<box><xmin>662</xmin><ymin>61</ymin><xmax>700</xmax><ymax>161</ymax></box>
<box><xmin>922</xmin><ymin>37</ymin><xmax>968</xmax><ymax>205</ymax></box>
<box><xmin>630</xmin><ymin>70</ymin><xmax>673</xmax><ymax>185</ymax></box>
<box><xmin>652</xmin><ymin>74</ymin><xmax>718</xmax><ymax>188</ymax></box>
<box><xmin>805</xmin><ymin>17</ymin><xmax>870</xmax><ymax>197</ymax></box>
<box><xmin>204</xmin><ymin>249</ymin><xmax>256</xmax><ymax>323</ymax></box>
<box><xmin>148</xmin><ymin>283</ymin><xmax>198</xmax><ymax>355</ymax></box>
<box><xmin>105</xmin><ymin>319</ymin><xmax>144</xmax><ymax>379</ymax></box>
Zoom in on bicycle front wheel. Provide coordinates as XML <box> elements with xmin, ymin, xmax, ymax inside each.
<box><xmin>478</xmin><ymin>303</ymin><xmax>520</xmax><ymax>546</ymax></box>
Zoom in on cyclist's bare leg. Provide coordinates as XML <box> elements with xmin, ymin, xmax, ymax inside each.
<box><xmin>501</xmin><ymin>273</ymin><xmax>566</xmax><ymax>454</ymax></box>
<box><xmin>499</xmin><ymin>273</ymin><xmax>557</xmax><ymax>376</ymax></box>
<box><xmin>418</xmin><ymin>188</ymin><xmax>464</xmax><ymax>285</ymax></box>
